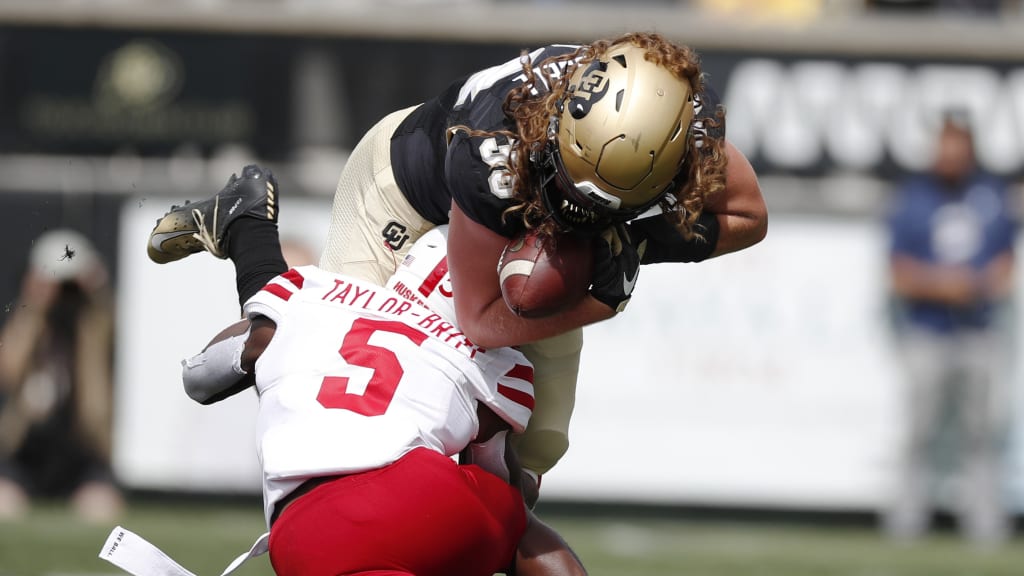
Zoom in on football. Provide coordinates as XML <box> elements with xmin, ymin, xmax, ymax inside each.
<box><xmin>498</xmin><ymin>229</ymin><xmax>594</xmax><ymax>318</ymax></box>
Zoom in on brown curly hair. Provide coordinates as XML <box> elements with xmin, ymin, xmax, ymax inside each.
<box><xmin>457</xmin><ymin>32</ymin><xmax>728</xmax><ymax>239</ymax></box>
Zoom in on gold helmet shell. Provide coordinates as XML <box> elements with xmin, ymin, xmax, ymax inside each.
<box><xmin>552</xmin><ymin>43</ymin><xmax>696</xmax><ymax>218</ymax></box>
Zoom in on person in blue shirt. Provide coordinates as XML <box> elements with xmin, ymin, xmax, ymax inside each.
<box><xmin>883</xmin><ymin>111</ymin><xmax>1017</xmax><ymax>546</ymax></box>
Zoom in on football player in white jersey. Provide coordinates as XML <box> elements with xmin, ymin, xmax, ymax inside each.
<box><xmin>222</xmin><ymin>259</ymin><xmax>542</xmax><ymax>576</ymax></box>
<box><xmin>147</xmin><ymin>32</ymin><xmax>768</xmax><ymax>490</ymax></box>
<box><xmin>137</xmin><ymin>169</ymin><xmax>586</xmax><ymax>576</ymax></box>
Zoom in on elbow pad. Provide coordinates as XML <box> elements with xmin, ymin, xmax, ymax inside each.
<box><xmin>181</xmin><ymin>332</ymin><xmax>249</xmax><ymax>404</ymax></box>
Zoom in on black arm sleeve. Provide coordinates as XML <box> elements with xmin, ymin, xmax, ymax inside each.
<box><xmin>631</xmin><ymin>212</ymin><xmax>720</xmax><ymax>264</ymax></box>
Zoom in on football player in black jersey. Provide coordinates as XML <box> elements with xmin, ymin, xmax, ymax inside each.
<box><xmin>148</xmin><ymin>32</ymin><xmax>767</xmax><ymax>502</ymax></box>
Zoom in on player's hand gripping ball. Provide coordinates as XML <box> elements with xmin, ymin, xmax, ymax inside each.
<box><xmin>498</xmin><ymin>229</ymin><xmax>594</xmax><ymax>318</ymax></box>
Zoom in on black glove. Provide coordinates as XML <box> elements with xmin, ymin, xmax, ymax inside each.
<box><xmin>590</xmin><ymin>224</ymin><xmax>646</xmax><ymax>313</ymax></box>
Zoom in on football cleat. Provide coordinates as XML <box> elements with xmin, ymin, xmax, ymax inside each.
<box><xmin>147</xmin><ymin>164</ymin><xmax>278</xmax><ymax>264</ymax></box>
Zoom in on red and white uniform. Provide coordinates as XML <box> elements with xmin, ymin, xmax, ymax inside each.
<box><xmin>244</xmin><ymin>266</ymin><xmax>534</xmax><ymax>576</ymax></box>
<box><xmin>99</xmin><ymin>227</ymin><xmax>536</xmax><ymax>576</ymax></box>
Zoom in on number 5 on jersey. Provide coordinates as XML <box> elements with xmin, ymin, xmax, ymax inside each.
<box><xmin>317</xmin><ymin>318</ymin><xmax>429</xmax><ymax>416</ymax></box>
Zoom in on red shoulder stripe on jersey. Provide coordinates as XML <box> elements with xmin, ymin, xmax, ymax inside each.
<box><xmin>281</xmin><ymin>268</ymin><xmax>305</xmax><ymax>289</ymax></box>
<box><xmin>504</xmin><ymin>363</ymin><xmax>534</xmax><ymax>384</ymax></box>
<box><xmin>262</xmin><ymin>282</ymin><xmax>293</xmax><ymax>301</ymax></box>
<box><xmin>497</xmin><ymin>384</ymin><xmax>535</xmax><ymax>411</ymax></box>
<box><xmin>418</xmin><ymin>256</ymin><xmax>449</xmax><ymax>298</ymax></box>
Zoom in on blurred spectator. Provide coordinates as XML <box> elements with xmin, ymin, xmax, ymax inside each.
<box><xmin>0</xmin><ymin>229</ymin><xmax>123</xmax><ymax>524</ymax></box>
<box><xmin>882</xmin><ymin>113</ymin><xmax>1017</xmax><ymax>546</ymax></box>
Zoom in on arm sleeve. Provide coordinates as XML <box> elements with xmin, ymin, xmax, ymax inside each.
<box><xmin>631</xmin><ymin>212</ymin><xmax>720</xmax><ymax>264</ymax></box>
<box><xmin>181</xmin><ymin>332</ymin><xmax>249</xmax><ymax>405</ymax></box>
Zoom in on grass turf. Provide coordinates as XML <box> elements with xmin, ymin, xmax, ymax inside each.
<box><xmin>1</xmin><ymin>499</ymin><xmax>1022</xmax><ymax>576</ymax></box>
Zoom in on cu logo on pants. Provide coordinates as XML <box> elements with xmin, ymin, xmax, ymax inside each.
<box><xmin>382</xmin><ymin>221</ymin><xmax>410</xmax><ymax>251</ymax></box>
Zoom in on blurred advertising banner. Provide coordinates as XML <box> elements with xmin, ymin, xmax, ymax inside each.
<box><xmin>0</xmin><ymin>28</ymin><xmax>294</xmax><ymax>158</ymax></box>
<box><xmin>713</xmin><ymin>56</ymin><xmax>1024</xmax><ymax>178</ymax></box>
<box><xmin>1</xmin><ymin>27</ymin><xmax>1022</xmax><ymax>178</ymax></box>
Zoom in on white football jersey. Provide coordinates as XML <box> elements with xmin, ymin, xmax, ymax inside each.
<box><xmin>243</xmin><ymin>266</ymin><xmax>534</xmax><ymax>525</ymax></box>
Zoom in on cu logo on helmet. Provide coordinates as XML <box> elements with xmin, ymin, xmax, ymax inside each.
<box><xmin>567</xmin><ymin>61</ymin><xmax>609</xmax><ymax>119</ymax></box>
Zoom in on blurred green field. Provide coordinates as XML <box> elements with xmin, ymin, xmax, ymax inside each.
<box><xmin>1</xmin><ymin>499</ymin><xmax>1022</xmax><ymax>576</ymax></box>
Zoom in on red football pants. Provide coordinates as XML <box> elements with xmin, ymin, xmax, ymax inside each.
<box><xmin>268</xmin><ymin>447</ymin><xmax>526</xmax><ymax>576</ymax></box>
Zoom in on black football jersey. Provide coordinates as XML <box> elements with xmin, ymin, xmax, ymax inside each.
<box><xmin>392</xmin><ymin>44</ymin><xmax>578</xmax><ymax>237</ymax></box>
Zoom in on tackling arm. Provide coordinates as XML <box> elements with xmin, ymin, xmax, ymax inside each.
<box><xmin>464</xmin><ymin>405</ymin><xmax>587</xmax><ymax>576</ymax></box>
<box><xmin>514</xmin><ymin>512</ymin><xmax>588</xmax><ymax>576</ymax></box>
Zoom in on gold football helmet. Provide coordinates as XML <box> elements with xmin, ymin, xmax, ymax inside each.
<box><xmin>543</xmin><ymin>43</ymin><xmax>696</xmax><ymax>231</ymax></box>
